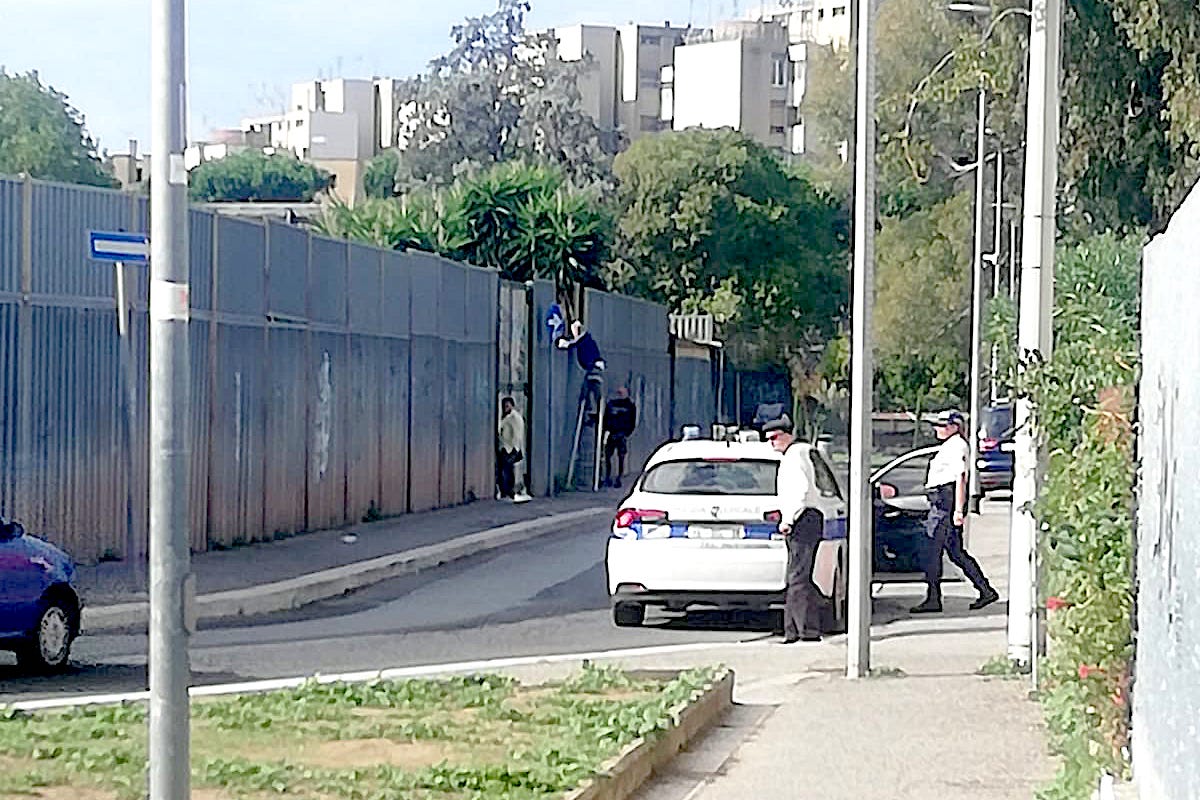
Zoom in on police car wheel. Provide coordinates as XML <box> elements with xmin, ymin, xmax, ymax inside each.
<box><xmin>613</xmin><ymin>602</ymin><xmax>645</xmax><ymax>627</ymax></box>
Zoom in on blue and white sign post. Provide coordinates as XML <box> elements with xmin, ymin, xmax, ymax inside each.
<box><xmin>544</xmin><ymin>303</ymin><xmax>566</xmax><ymax>496</ymax></box>
<box><xmin>87</xmin><ymin>231</ymin><xmax>149</xmax><ymax>595</ymax></box>
<box><xmin>89</xmin><ymin>230</ymin><xmax>150</xmax><ymax>264</ymax></box>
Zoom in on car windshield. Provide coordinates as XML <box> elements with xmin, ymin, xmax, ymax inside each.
<box><xmin>640</xmin><ymin>459</ymin><xmax>778</xmax><ymax>496</ymax></box>
<box><xmin>982</xmin><ymin>406</ymin><xmax>1014</xmax><ymax>438</ymax></box>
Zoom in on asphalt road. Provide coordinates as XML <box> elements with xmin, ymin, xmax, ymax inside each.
<box><xmin>0</xmin><ymin>460</ymin><xmax>945</xmax><ymax>704</ymax></box>
<box><xmin>0</xmin><ymin>515</ymin><xmax>777</xmax><ymax>703</ymax></box>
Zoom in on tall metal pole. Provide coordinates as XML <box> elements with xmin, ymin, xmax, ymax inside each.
<box><xmin>847</xmin><ymin>0</ymin><xmax>876</xmax><ymax>680</ymax></box>
<box><xmin>1008</xmin><ymin>0</ymin><xmax>1061</xmax><ymax>667</ymax></box>
<box><xmin>989</xmin><ymin>148</ymin><xmax>1003</xmax><ymax>402</ymax></box>
<box><xmin>967</xmin><ymin>87</ymin><xmax>987</xmax><ymax>513</ymax></box>
<box><xmin>1009</xmin><ymin>218</ymin><xmax>1018</xmax><ymax>299</ymax></box>
<box><xmin>150</xmin><ymin>0</ymin><xmax>192</xmax><ymax>798</ymax></box>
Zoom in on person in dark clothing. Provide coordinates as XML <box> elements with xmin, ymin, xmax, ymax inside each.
<box><xmin>557</xmin><ymin>320</ymin><xmax>606</xmax><ymax>418</ymax></box>
<box><xmin>764</xmin><ymin>415</ymin><xmax>825</xmax><ymax>643</ymax></box>
<box><xmin>911</xmin><ymin>410</ymin><xmax>1000</xmax><ymax>614</ymax></box>
<box><xmin>602</xmin><ymin>387</ymin><xmax>637</xmax><ymax>488</ymax></box>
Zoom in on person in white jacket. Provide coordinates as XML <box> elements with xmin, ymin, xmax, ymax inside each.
<box><xmin>910</xmin><ymin>410</ymin><xmax>998</xmax><ymax>613</ymax></box>
<box><xmin>497</xmin><ymin>397</ymin><xmax>531</xmax><ymax>503</ymax></box>
<box><xmin>764</xmin><ymin>416</ymin><xmax>825</xmax><ymax>643</ymax></box>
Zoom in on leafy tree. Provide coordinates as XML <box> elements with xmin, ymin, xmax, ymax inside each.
<box><xmin>873</xmin><ymin>190</ymin><xmax>974</xmax><ymax>410</ymax></box>
<box><xmin>0</xmin><ymin>69</ymin><xmax>115</xmax><ymax>187</ymax></box>
<box><xmin>189</xmin><ymin>150</ymin><xmax>332</xmax><ymax>202</ymax></box>
<box><xmin>1058</xmin><ymin>0</ymin><xmax>1200</xmax><ymax>234</ymax></box>
<box><xmin>364</xmin><ymin>150</ymin><xmax>401</xmax><ymax>198</ymax></box>
<box><xmin>316</xmin><ymin>162</ymin><xmax>610</xmax><ymax>310</ymax></box>
<box><xmin>393</xmin><ymin>0</ymin><xmax>623</xmax><ymax>191</ymax></box>
<box><xmin>609</xmin><ymin>129</ymin><xmax>849</xmax><ymax>419</ymax></box>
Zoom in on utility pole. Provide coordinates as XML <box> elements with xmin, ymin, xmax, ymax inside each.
<box><xmin>967</xmin><ymin>87</ymin><xmax>987</xmax><ymax>513</ymax></box>
<box><xmin>989</xmin><ymin>146</ymin><xmax>1003</xmax><ymax>403</ymax></box>
<box><xmin>1008</xmin><ymin>0</ymin><xmax>1061</xmax><ymax>668</ymax></box>
<box><xmin>149</xmin><ymin>1</ymin><xmax>192</xmax><ymax>798</ymax></box>
<box><xmin>847</xmin><ymin>0</ymin><xmax>876</xmax><ymax>680</ymax></box>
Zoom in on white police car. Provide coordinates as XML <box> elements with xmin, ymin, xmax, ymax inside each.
<box><xmin>605</xmin><ymin>437</ymin><xmax>848</xmax><ymax>628</ymax></box>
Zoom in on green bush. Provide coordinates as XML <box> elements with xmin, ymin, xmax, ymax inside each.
<box><xmin>1026</xmin><ymin>232</ymin><xmax>1140</xmax><ymax>799</ymax></box>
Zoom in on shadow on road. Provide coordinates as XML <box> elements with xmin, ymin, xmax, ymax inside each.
<box><xmin>0</xmin><ymin>663</ymin><xmax>249</xmax><ymax>703</ymax></box>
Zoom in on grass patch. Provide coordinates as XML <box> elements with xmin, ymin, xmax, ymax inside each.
<box><xmin>867</xmin><ymin>666</ymin><xmax>906</xmax><ymax>679</ymax></box>
<box><xmin>0</xmin><ymin>665</ymin><xmax>724</xmax><ymax>800</ymax></box>
<box><xmin>978</xmin><ymin>655</ymin><xmax>1031</xmax><ymax>679</ymax></box>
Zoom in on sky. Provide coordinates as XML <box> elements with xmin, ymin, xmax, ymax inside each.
<box><xmin>0</xmin><ymin>0</ymin><xmax>723</xmax><ymax>154</ymax></box>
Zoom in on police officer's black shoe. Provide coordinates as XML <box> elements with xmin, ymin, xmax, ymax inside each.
<box><xmin>910</xmin><ymin>599</ymin><xmax>943</xmax><ymax>614</ymax></box>
<box><xmin>970</xmin><ymin>588</ymin><xmax>1000</xmax><ymax>610</ymax></box>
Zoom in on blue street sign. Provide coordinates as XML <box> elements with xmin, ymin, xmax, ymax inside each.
<box><xmin>545</xmin><ymin>303</ymin><xmax>565</xmax><ymax>342</ymax></box>
<box><xmin>89</xmin><ymin>230</ymin><xmax>150</xmax><ymax>263</ymax></box>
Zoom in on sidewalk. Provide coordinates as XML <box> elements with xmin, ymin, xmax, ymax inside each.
<box><xmin>476</xmin><ymin>498</ymin><xmax>1055</xmax><ymax>800</ymax></box>
<box><xmin>641</xmin><ymin>498</ymin><xmax>1054</xmax><ymax>800</ymax></box>
<box><xmin>78</xmin><ymin>491</ymin><xmax>617</xmax><ymax>631</ymax></box>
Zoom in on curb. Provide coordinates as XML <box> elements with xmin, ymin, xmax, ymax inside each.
<box><xmin>81</xmin><ymin>506</ymin><xmax>609</xmax><ymax>633</ymax></box>
<box><xmin>565</xmin><ymin>669</ymin><xmax>736</xmax><ymax>800</ymax></box>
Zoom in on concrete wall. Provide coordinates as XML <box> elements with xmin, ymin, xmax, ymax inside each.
<box><xmin>1133</xmin><ymin>184</ymin><xmax>1200</xmax><ymax>800</ymax></box>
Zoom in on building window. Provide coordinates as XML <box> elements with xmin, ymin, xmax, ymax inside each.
<box><xmin>770</xmin><ymin>125</ymin><xmax>787</xmax><ymax>135</ymax></box>
<box><xmin>832</xmin><ymin>5</ymin><xmax>847</xmax><ymax>15</ymax></box>
<box><xmin>772</xmin><ymin>56</ymin><xmax>788</xmax><ymax>87</ymax></box>
<box><xmin>640</xmin><ymin>33</ymin><xmax>661</xmax><ymax>45</ymax></box>
<box><xmin>818</xmin><ymin>8</ymin><xmax>825</xmax><ymax>19</ymax></box>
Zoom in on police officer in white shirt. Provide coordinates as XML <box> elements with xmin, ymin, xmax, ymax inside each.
<box><xmin>764</xmin><ymin>415</ymin><xmax>825</xmax><ymax>642</ymax></box>
<box><xmin>911</xmin><ymin>410</ymin><xmax>999</xmax><ymax>614</ymax></box>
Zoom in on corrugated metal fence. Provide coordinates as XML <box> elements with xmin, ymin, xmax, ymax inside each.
<box><xmin>0</xmin><ymin>177</ymin><xmax>712</xmax><ymax>562</ymax></box>
<box><xmin>1132</xmin><ymin>186</ymin><xmax>1200</xmax><ymax>800</ymax></box>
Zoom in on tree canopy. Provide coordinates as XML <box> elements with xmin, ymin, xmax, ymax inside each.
<box><xmin>318</xmin><ymin>161</ymin><xmax>610</xmax><ymax>298</ymax></box>
<box><xmin>609</xmin><ymin>128</ymin><xmax>849</xmax><ymax>423</ymax></box>
<box><xmin>390</xmin><ymin>0</ymin><xmax>623</xmax><ymax>193</ymax></box>
<box><xmin>188</xmin><ymin>150</ymin><xmax>332</xmax><ymax>202</ymax></box>
<box><xmin>0</xmin><ymin>69</ymin><xmax>115</xmax><ymax>187</ymax></box>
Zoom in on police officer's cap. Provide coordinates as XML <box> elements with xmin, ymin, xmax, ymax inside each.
<box><xmin>761</xmin><ymin>414</ymin><xmax>794</xmax><ymax>435</ymax></box>
<box><xmin>930</xmin><ymin>410</ymin><xmax>965</xmax><ymax>429</ymax></box>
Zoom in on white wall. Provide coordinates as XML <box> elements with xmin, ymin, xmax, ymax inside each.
<box><xmin>1133</xmin><ymin>183</ymin><xmax>1200</xmax><ymax>800</ymax></box>
<box><xmin>671</xmin><ymin>39</ymin><xmax>744</xmax><ymax>132</ymax></box>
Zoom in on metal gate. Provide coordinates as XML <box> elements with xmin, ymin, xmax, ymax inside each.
<box><xmin>498</xmin><ymin>281</ymin><xmax>531</xmax><ymax>494</ymax></box>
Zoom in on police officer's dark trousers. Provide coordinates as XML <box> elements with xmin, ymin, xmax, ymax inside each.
<box><xmin>783</xmin><ymin>508</ymin><xmax>825</xmax><ymax>640</ymax></box>
<box><xmin>922</xmin><ymin>483</ymin><xmax>993</xmax><ymax>603</ymax></box>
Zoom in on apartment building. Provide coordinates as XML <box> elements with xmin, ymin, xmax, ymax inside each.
<box><xmin>664</xmin><ymin>19</ymin><xmax>802</xmax><ymax>153</ymax></box>
<box><xmin>553</xmin><ymin>22</ymin><xmax>691</xmax><ymax>142</ymax></box>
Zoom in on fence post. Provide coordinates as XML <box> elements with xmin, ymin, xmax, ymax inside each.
<box><xmin>15</xmin><ymin>175</ymin><xmax>34</xmax><ymax>528</ymax></box>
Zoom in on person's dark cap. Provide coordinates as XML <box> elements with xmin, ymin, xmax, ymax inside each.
<box><xmin>762</xmin><ymin>414</ymin><xmax>794</xmax><ymax>435</ymax></box>
<box><xmin>930</xmin><ymin>410</ymin><xmax>965</xmax><ymax>429</ymax></box>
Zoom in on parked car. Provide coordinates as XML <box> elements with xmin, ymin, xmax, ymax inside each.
<box><xmin>605</xmin><ymin>438</ymin><xmax>849</xmax><ymax>631</ymax></box>
<box><xmin>869</xmin><ymin>445</ymin><xmax>973</xmax><ymax>582</ymax></box>
<box><xmin>0</xmin><ymin>520</ymin><xmax>81</xmax><ymax>671</ymax></box>
<box><xmin>977</xmin><ymin>403</ymin><xmax>1015</xmax><ymax>495</ymax></box>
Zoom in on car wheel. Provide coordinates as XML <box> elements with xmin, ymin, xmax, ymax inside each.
<box><xmin>824</xmin><ymin>558</ymin><xmax>848</xmax><ymax>635</ymax></box>
<box><xmin>612</xmin><ymin>602</ymin><xmax>645</xmax><ymax>627</ymax></box>
<box><xmin>18</xmin><ymin>599</ymin><xmax>75</xmax><ymax>673</ymax></box>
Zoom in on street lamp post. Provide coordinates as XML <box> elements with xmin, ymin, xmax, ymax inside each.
<box><xmin>149</xmin><ymin>0</ymin><xmax>192</xmax><ymax>798</ymax></box>
<box><xmin>1009</xmin><ymin>0</ymin><xmax>1062</xmax><ymax>670</ymax></box>
<box><xmin>847</xmin><ymin>0</ymin><xmax>877</xmax><ymax>680</ymax></box>
<box><xmin>968</xmin><ymin>87</ymin><xmax>987</xmax><ymax>514</ymax></box>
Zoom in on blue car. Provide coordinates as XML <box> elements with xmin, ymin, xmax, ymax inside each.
<box><xmin>977</xmin><ymin>404</ymin><xmax>1015</xmax><ymax>496</ymax></box>
<box><xmin>0</xmin><ymin>520</ymin><xmax>81</xmax><ymax>672</ymax></box>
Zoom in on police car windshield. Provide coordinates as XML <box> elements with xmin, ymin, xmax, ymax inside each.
<box><xmin>641</xmin><ymin>459</ymin><xmax>778</xmax><ymax>496</ymax></box>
